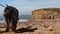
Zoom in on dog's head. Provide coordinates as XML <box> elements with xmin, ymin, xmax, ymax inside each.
<box><xmin>4</xmin><ymin>6</ymin><xmax>14</xmax><ymax>15</ymax></box>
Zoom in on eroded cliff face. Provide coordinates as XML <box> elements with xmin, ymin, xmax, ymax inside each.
<box><xmin>32</xmin><ymin>9</ymin><xmax>60</xmax><ymax>19</ymax></box>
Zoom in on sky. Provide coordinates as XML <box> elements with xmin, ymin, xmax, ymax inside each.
<box><xmin>0</xmin><ymin>0</ymin><xmax>60</xmax><ymax>15</ymax></box>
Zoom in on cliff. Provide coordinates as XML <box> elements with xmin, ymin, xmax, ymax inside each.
<box><xmin>32</xmin><ymin>8</ymin><xmax>60</xmax><ymax>19</ymax></box>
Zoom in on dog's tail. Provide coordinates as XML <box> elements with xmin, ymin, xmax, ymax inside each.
<box><xmin>0</xmin><ymin>4</ymin><xmax>6</xmax><ymax>7</ymax></box>
<box><xmin>0</xmin><ymin>4</ymin><xmax>8</xmax><ymax>7</ymax></box>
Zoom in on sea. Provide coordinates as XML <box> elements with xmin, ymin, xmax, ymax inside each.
<box><xmin>0</xmin><ymin>19</ymin><xmax>29</xmax><ymax>23</ymax></box>
<box><xmin>0</xmin><ymin>15</ymin><xmax>32</xmax><ymax>23</ymax></box>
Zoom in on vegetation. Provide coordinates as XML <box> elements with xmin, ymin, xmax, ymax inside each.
<box><xmin>37</xmin><ymin>8</ymin><xmax>60</xmax><ymax>13</ymax></box>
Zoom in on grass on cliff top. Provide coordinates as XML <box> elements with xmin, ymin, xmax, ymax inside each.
<box><xmin>35</xmin><ymin>8</ymin><xmax>60</xmax><ymax>13</ymax></box>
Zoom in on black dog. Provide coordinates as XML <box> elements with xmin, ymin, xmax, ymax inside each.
<box><xmin>3</xmin><ymin>5</ymin><xmax>19</xmax><ymax>32</ymax></box>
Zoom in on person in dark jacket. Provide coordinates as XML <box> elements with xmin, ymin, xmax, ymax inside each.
<box><xmin>4</xmin><ymin>5</ymin><xmax>19</xmax><ymax>32</ymax></box>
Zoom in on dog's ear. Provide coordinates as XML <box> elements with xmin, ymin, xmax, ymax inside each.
<box><xmin>6</xmin><ymin>4</ymin><xmax>8</xmax><ymax>7</ymax></box>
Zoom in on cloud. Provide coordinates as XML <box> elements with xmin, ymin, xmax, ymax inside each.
<box><xmin>0</xmin><ymin>0</ymin><xmax>60</xmax><ymax>15</ymax></box>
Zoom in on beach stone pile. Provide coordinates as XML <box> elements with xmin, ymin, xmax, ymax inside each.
<box><xmin>0</xmin><ymin>19</ymin><xmax>60</xmax><ymax>34</ymax></box>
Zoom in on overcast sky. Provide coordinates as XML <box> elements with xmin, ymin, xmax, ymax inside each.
<box><xmin>0</xmin><ymin>0</ymin><xmax>60</xmax><ymax>15</ymax></box>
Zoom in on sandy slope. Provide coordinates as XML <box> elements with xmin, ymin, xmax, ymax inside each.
<box><xmin>0</xmin><ymin>19</ymin><xmax>60</xmax><ymax>34</ymax></box>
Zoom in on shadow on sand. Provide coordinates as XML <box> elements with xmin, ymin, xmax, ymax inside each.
<box><xmin>16</xmin><ymin>28</ymin><xmax>38</xmax><ymax>33</ymax></box>
<box><xmin>0</xmin><ymin>28</ymin><xmax>37</xmax><ymax>33</ymax></box>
